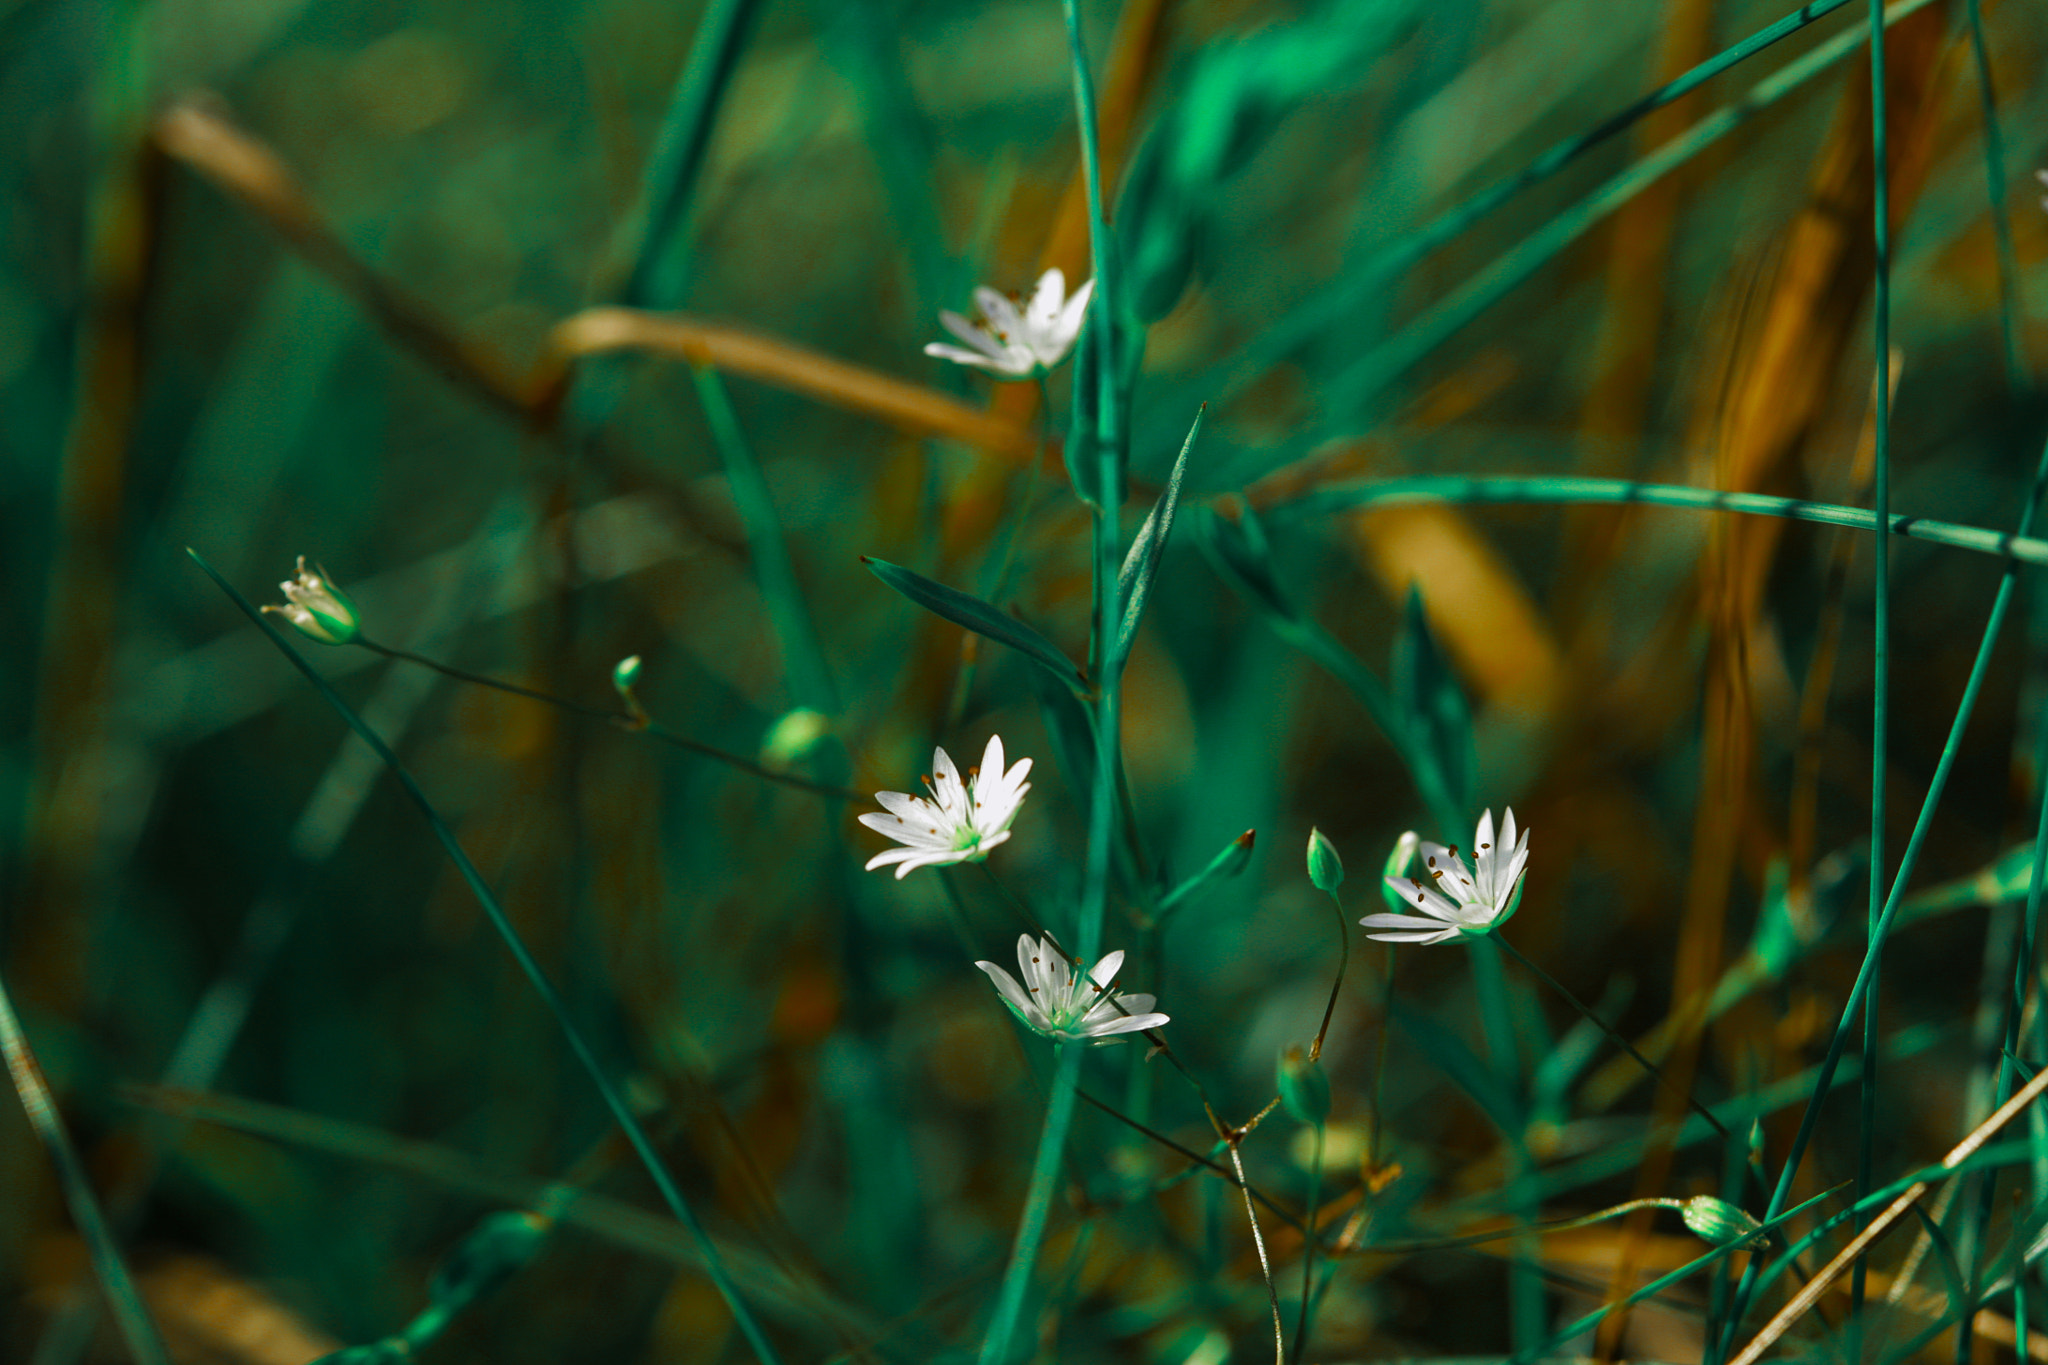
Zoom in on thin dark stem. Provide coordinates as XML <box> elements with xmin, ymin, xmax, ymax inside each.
<box><xmin>1310</xmin><ymin>888</ymin><xmax>1349</xmax><ymax>1061</ymax></box>
<box><xmin>1495</xmin><ymin>935</ymin><xmax>1732</xmax><ymax>1143</ymax></box>
<box><xmin>353</xmin><ymin>638</ymin><xmax>863</xmax><ymax>800</ymax></box>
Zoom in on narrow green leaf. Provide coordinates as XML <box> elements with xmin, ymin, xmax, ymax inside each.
<box><xmin>1110</xmin><ymin>405</ymin><xmax>1204</xmax><ymax>674</ymax></box>
<box><xmin>1193</xmin><ymin>499</ymin><xmax>1295</xmax><ymax>621</ymax></box>
<box><xmin>863</xmin><ymin>555</ymin><xmax>1088</xmax><ymax>695</ymax></box>
<box><xmin>1391</xmin><ymin>586</ymin><xmax>1473</xmax><ymax>818</ymax></box>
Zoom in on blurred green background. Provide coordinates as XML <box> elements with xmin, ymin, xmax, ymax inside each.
<box><xmin>6</xmin><ymin>0</ymin><xmax>2048</xmax><ymax>1360</ymax></box>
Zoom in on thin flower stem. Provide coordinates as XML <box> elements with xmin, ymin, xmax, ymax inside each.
<box><xmin>1228</xmin><ymin>1138</ymin><xmax>1286</xmax><ymax>1365</ymax></box>
<box><xmin>1495</xmin><ymin>935</ymin><xmax>1733</xmax><ymax>1144</ymax></box>
<box><xmin>1370</xmin><ymin>944</ymin><xmax>1396</xmax><ymax>1170</ymax></box>
<box><xmin>1292</xmin><ymin>1123</ymin><xmax>1326</xmax><ymax>1365</ymax></box>
<box><xmin>977</xmin><ymin>1042</ymin><xmax>1081</xmax><ymax>1365</ymax></box>
<box><xmin>352</xmin><ymin>638</ymin><xmax>863</xmax><ymax>800</ymax></box>
<box><xmin>1310</xmin><ymin>887</ymin><xmax>1349</xmax><ymax>1062</ymax></box>
<box><xmin>977</xmin><ymin>863</ymin><xmax>1066</xmax><ymax>954</ymax></box>
<box><xmin>193</xmin><ymin>552</ymin><xmax>785</xmax><ymax>1365</ymax></box>
<box><xmin>1072</xmin><ymin>1086</ymin><xmax>1305</xmax><ymax>1230</ymax></box>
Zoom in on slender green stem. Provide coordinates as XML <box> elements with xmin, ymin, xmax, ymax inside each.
<box><xmin>0</xmin><ymin>976</ymin><xmax>169</xmax><ymax>1365</ymax></box>
<box><xmin>1853</xmin><ymin>0</ymin><xmax>1894</xmax><ymax>1339</ymax></box>
<box><xmin>690</xmin><ymin>362</ymin><xmax>841</xmax><ymax>713</ymax></box>
<box><xmin>977</xmin><ymin>11</ymin><xmax>1118</xmax><ymax>1362</ymax></box>
<box><xmin>613</xmin><ymin>0</ymin><xmax>762</xmax><ymax>309</ymax></box>
<box><xmin>1277</xmin><ymin>474</ymin><xmax>2048</xmax><ymax>569</ymax></box>
<box><xmin>1292</xmin><ymin>1123</ymin><xmax>1326</xmax><ymax>1365</ymax></box>
<box><xmin>353</xmin><ymin>638</ymin><xmax>861</xmax><ymax>800</ymax></box>
<box><xmin>191</xmin><ymin>551</ymin><xmax>785</xmax><ymax>1365</ymax></box>
<box><xmin>977</xmin><ymin>1043</ymin><xmax>1080</xmax><ymax>1365</ymax></box>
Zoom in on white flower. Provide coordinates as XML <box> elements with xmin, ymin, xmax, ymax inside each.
<box><xmin>976</xmin><ymin>934</ymin><xmax>1168</xmax><ymax>1043</ymax></box>
<box><xmin>262</xmin><ymin>557</ymin><xmax>360</xmax><ymax>645</ymax></box>
<box><xmin>859</xmin><ymin>735</ymin><xmax>1031</xmax><ymax>879</ymax></box>
<box><xmin>923</xmin><ymin>268</ymin><xmax>1094</xmax><ymax>379</ymax></box>
<box><xmin>1361</xmin><ymin>808</ymin><xmax>1529</xmax><ymax>945</ymax></box>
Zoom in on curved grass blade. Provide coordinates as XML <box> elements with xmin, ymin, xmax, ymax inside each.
<box><xmin>1275</xmin><ymin>475</ymin><xmax>2048</xmax><ymax>568</ymax></box>
<box><xmin>863</xmin><ymin>555</ymin><xmax>1088</xmax><ymax>695</ymax></box>
<box><xmin>186</xmin><ymin>549</ymin><xmax>784</xmax><ymax>1365</ymax></box>
<box><xmin>1111</xmin><ymin>404</ymin><xmax>1204</xmax><ymax>676</ymax></box>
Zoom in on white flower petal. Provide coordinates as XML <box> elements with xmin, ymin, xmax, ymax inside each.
<box><xmin>1025</xmin><ymin>268</ymin><xmax>1066</xmax><ymax>331</ymax></box>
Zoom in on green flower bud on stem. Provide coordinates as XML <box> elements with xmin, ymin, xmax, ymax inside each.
<box><xmin>1278</xmin><ymin>1045</ymin><xmax>1331</xmax><ymax>1126</ymax></box>
<box><xmin>1680</xmin><ymin>1195</ymin><xmax>1769</xmax><ymax>1250</ymax></box>
<box><xmin>1307</xmin><ymin>827</ymin><xmax>1344</xmax><ymax>894</ymax></box>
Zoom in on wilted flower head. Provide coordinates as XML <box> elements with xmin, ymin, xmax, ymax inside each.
<box><xmin>263</xmin><ymin>557</ymin><xmax>360</xmax><ymax>646</ymax></box>
<box><xmin>859</xmin><ymin>734</ymin><xmax>1031</xmax><ymax>879</ymax></box>
<box><xmin>923</xmin><ymin>268</ymin><xmax>1093</xmax><ymax>379</ymax></box>
<box><xmin>1361</xmin><ymin>808</ymin><xmax>1529</xmax><ymax>945</ymax></box>
<box><xmin>976</xmin><ymin>934</ymin><xmax>1168</xmax><ymax>1044</ymax></box>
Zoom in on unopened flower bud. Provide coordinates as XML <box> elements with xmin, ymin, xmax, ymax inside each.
<box><xmin>262</xmin><ymin>557</ymin><xmax>360</xmax><ymax>645</ymax></box>
<box><xmin>1278</xmin><ymin>1045</ymin><xmax>1331</xmax><ymax>1126</ymax></box>
<box><xmin>1681</xmin><ymin>1195</ymin><xmax>1769</xmax><ymax>1250</ymax></box>
<box><xmin>762</xmin><ymin>708</ymin><xmax>831</xmax><ymax>769</ymax></box>
<box><xmin>1307</xmin><ymin>827</ymin><xmax>1344</xmax><ymax>894</ymax></box>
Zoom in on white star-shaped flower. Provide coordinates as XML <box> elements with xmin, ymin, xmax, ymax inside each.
<box><xmin>1361</xmin><ymin>808</ymin><xmax>1529</xmax><ymax>945</ymax></box>
<box><xmin>976</xmin><ymin>934</ymin><xmax>1168</xmax><ymax>1044</ymax></box>
<box><xmin>859</xmin><ymin>735</ymin><xmax>1031</xmax><ymax>879</ymax></box>
<box><xmin>923</xmin><ymin>268</ymin><xmax>1094</xmax><ymax>379</ymax></box>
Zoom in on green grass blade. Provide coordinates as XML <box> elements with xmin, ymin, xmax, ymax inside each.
<box><xmin>613</xmin><ymin>0</ymin><xmax>764</xmax><ymax>309</ymax></box>
<box><xmin>691</xmin><ymin>363</ymin><xmax>841</xmax><ymax>712</ymax></box>
<box><xmin>1275</xmin><ymin>475</ymin><xmax>2048</xmax><ymax>568</ymax></box>
<box><xmin>1161</xmin><ymin>0</ymin><xmax>1864</xmax><ymax>417</ymax></box>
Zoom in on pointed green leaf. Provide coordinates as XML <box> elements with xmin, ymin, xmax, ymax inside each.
<box><xmin>1110</xmin><ymin>405</ymin><xmax>1204</xmax><ymax>675</ymax></box>
<box><xmin>863</xmin><ymin>556</ymin><xmax>1088</xmax><ymax>695</ymax></box>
